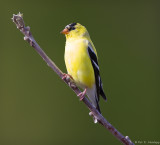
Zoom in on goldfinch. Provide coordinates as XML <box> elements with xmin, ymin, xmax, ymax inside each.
<box><xmin>61</xmin><ymin>23</ymin><xmax>107</xmax><ymax>114</ymax></box>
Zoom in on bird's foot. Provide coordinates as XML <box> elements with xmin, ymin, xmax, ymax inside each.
<box><xmin>68</xmin><ymin>82</ymin><xmax>77</xmax><ymax>89</ymax></box>
<box><xmin>77</xmin><ymin>88</ymin><xmax>87</xmax><ymax>101</ymax></box>
<box><xmin>62</xmin><ymin>73</ymin><xmax>73</xmax><ymax>81</ymax></box>
<box><xmin>62</xmin><ymin>73</ymin><xmax>76</xmax><ymax>88</ymax></box>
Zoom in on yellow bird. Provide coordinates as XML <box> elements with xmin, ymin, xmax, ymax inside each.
<box><xmin>61</xmin><ymin>23</ymin><xmax>107</xmax><ymax>114</ymax></box>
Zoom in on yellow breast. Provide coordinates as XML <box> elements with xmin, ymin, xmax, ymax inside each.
<box><xmin>64</xmin><ymin>38</ymin><xmax>95</xmax><ymax>88</ymax></box>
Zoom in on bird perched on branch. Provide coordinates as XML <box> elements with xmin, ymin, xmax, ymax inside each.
<box><xmin>61</xmin><ymin>23</ymin><xmax>107</xmax><ymax>120</ymax></box>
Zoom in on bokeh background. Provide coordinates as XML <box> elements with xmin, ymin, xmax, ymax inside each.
<box><xmin>0</xmin><ymin>0</ymin><xmax>160</xmax><ymax>145</ymax></box>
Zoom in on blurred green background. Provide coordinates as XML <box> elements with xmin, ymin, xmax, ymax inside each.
<box><xmin>0</xmin><ymin>0</ymin><xmax>159</xmax><ymax>145</ymax></box>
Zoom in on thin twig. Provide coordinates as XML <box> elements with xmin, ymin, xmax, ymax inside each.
<box><xmin>11</xmin><ymin>12</ymin><xmax>135</xmax><ymax>145</ymax></box>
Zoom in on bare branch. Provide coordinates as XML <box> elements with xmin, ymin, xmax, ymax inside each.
<box><xmin>11</xmin><ymin>13</ymin><xmax>134</xmax><ymax>145</ymax></box>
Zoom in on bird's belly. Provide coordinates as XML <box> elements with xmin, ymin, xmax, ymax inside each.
<box><xmin>65</xmin><ymin>42</ymin><xmax>95</xmax><ymax>88</ymax></box>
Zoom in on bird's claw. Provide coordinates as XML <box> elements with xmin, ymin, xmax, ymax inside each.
<box><xmin>62</xmin><ymin>73</ymin><xmax>76</xmax><ymax>88</ymax></box>
<box><xmin>62</xmin><ymin>73</ymin><xmax>73</xmax><ymax>81</ymax></box>
<box><xmin>69</xmin><ymin>82</ymin><xmax>77</xmax><ymax>89</ymax></box>
<box><xmin>77</xmin><ymin>88</ymin><xmax>87</xmax><ymax>101</ymax></box>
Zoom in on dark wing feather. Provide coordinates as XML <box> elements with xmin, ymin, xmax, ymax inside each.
<box><xmin>87</xmin><ymin>46</ymin><xmax>107</xmax><ymax>102</ymax></box>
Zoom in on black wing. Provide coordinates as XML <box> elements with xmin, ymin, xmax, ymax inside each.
<box><xmin>87</xmin><ymin>45</ymin><xmax>107</xmax><ymax>103</ymax></box>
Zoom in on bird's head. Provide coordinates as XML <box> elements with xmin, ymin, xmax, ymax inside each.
<box><xmin>61</xmin><ymin>23</ymin><xmax>90</xmax><ymax>39</ymax></box>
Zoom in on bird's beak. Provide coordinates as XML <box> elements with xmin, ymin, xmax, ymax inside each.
<box><xmin>61</xmin><ymin>28</ymin><xmax>69</xmax><ymax>34</ymax></box>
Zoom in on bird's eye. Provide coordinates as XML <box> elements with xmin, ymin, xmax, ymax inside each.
<box><xmin>69</xmin><ymin>26</ymin><xmax>75</xmax><ymax>31</ymax></box>
<box><xmin>65</xmin><ymin>23</ymin><xmax>76</xmax><ymax>31</ymax></box>
<box><xmin>68</xmin><ymin>26</ymin><xmax>71</xmax><ymax>31</ymax></box>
